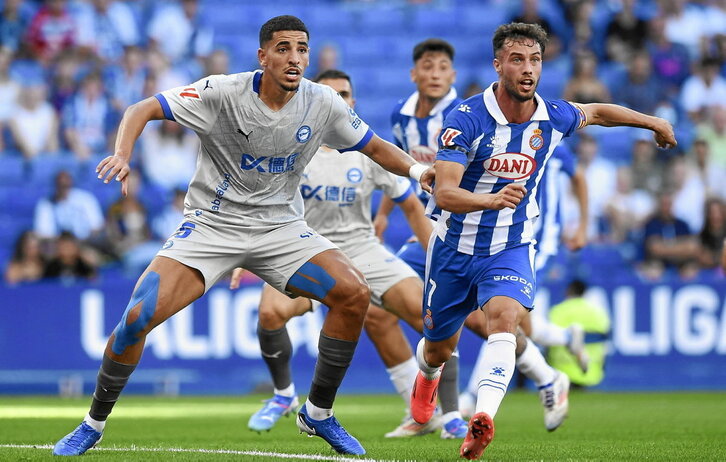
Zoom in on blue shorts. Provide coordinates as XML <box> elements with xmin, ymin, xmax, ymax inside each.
<box><xmin>396</xmin><ymin>240</ymin><xmax>426</xmax><ymax>280</ymax></box>
<box><xmin>423</xmin><ymin>238</ymin><xmax>536</xmax><ymax>342</ymax></box>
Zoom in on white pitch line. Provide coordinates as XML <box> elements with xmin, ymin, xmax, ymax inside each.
<box><xmin>0</xmin><ymin>444</ymin><xmax>381</xmax><ymax>461</ymax></box>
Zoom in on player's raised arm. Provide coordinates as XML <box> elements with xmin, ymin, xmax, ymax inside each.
<box><xmin>96</xmin><ymin>97</ymin><xmax>165</xmax><ymax>195</ymax></box>
<box><xmin>433</xmin><ymin>160</ymin><xmax>527</xmax><ymax>214</ymax></box>
<box><xmin>577</xmin><ymin>103</ymin><xmax>677</xmax><ymax>149</ymax></box>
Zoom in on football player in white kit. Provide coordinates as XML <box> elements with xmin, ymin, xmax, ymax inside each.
<box><xmin>53</xmin><ymin>16</ymin><xmax>432</xmax><ymax>457</ymax></box>
<box><xmin>238</xmin><ymin>69</ymin><xmax>488</xmax><ymax>441</ymax></box>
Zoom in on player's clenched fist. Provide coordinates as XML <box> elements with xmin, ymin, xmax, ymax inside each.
<box><xmin>96</xmin><ymin>154</ymin><xmax>131</xmax><ymax>196</ymax></box>
<box><xmin>487</xmin><ymin>182</ymin><xmax>527</xmax><ymax>210</ymax></box>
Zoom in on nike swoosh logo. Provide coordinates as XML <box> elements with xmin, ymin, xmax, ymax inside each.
<box><xmin>261</xmin><ymin>350</ymin><xmax>282</xmax><ymax>359</ymax></box>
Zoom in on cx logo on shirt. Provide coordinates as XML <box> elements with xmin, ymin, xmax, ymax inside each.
<box><xmin>240</xmin><ymin>153</ymin><xmax>299</xmax><ymax>173</ymax></box>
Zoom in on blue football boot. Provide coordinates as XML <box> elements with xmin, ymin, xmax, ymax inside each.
<box><xmin>440</xmin><ymin>416</ymin><xmax>469</xmax><ymax>439</ymax></box>
<box><xmin>248</xmin><ymin>394</ymin><xmax>299</xmax><ymax>432</ymax></box>
<box><xmin>53</xmin><ymin>421</ymin><xmax>103</xmax><ymax>456</ymax></box>
<box><xmin>296</xmin><ymin>404</ymin><xmax>365</xmax><ymax>455</ymax></box>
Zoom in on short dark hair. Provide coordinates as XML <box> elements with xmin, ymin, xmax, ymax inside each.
<box><xmin>259</xmin><ymin>15</ymin><xmax>309</xmax><ymax>47</ymax></box>
<box><xmin>492</xmin><ymin>22</ymin><xmax>548</xmax><ymax>58</ymax></box>
<box><xmin>413</xmin><ymin>38</ymin><xmax>455</xmax><ymax>63</ymax></box>
<box><xmin>567</xmin><ymin>279</ymin><xmax>587</xmax><ymax>297</ymax></box>
<box><xmin>313</xmin><ymin>69</ymin><xmax>351</xmax><ymax>84</ymax></box>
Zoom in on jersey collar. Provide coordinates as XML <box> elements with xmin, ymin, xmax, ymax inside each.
<box><xmin>483</xmin><ymin>82</ymin><xmax>548</xmax><ymax>125</ymax></box>
<box><xmin>400</xmin><ymin>87</ymin><xmax>458</xmax><ymax>117</ymax></box>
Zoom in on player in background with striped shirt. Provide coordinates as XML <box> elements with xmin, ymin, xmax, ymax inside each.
<box><xmin>371</xmin><ymin>38</ymin><xmax>469</xmax><ymax>439</ymax></box>
<box><xmin>411</xmin><ymin>23</ymin><xmax>676</xmax><ymax>460</ymax></box>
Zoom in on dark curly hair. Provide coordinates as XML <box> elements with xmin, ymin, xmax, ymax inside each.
<box><xmin>492</xmin><ymin>22</ymin><xmax>548</xmax><ymax>58</ymax></box>
<box><xmin>259</xmin><ymin>15</ymin><xmax>309</xmax><ymax>47</ymax></box>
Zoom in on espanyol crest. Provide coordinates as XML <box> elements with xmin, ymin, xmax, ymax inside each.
<box><xmin>296</xmin><ymin>125</ymin><xmax>312</xmax><ymax>143</ymax></box>
<box><xmin>529</xmin><ymin>128</ymin><xmax>544</xmax><ymax>150</ymax></box>
<box><xmin>347</xmin><ymin>167</ymin><xmax>363</xmax><ymax>183</ymax></box>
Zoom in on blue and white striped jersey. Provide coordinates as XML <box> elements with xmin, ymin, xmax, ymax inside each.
<box><xmin>532</xmin><ymin>143</ymin><xmax>577</xmax><ymax>260</ymax></box>
<box><xmin>391</xmin><ymin>88</ymin><xmax>461</xmax><ymax>218</ymax></box>
<box><xmin>433</xmin><ymin>83</ymin><xmax>586</xmax><ymax>256</ymax></box>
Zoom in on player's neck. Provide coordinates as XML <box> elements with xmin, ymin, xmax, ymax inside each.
<box><xmin>258</xmin><ymin>74</ymin><xmax>296</xmax><ymax>111</ymax></box>
<box><xmin>493</xmin><ymin>82</ymin><xmax>537</xmax><ymax>124</ymax></box>
<box><xmin>414</xmin><ymin>94</ymin><xmax>442</xmax><ymax>118</ymax></box>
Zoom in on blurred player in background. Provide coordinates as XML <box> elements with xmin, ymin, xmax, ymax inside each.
<box><xmin>372</xmin><ymin>38</ymin><xmax>470</xmax><ymax>438</ymax></box>
<box><xmin>53</xmin><ymin>15</ymin><xmax>432</xmax><ymax>457</ymax></box>
<box><xmin>412</xmin><ymin>22</ymin><xmax>676</xmax><ymax>460</ymax></box>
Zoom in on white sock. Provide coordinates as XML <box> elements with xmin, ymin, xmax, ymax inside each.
<box><xmin>386</xmin><ymin>356</ymin><xmax>418</xmax><ymax>406</ymax></box>
<box><xmin>274</xmin><ymin>383</ymin><xmax>296</xmax><ymax>398</ymax></box>
<box><xmin>467</xmin><ymin>341</ymin><xmax>488</xmax><ymax>396</ymax></box>
<box><xmin>442</xmin><ymin>410</ymin><xmax>463</xmax><ymax>424</ymax></box>
<box><xmin>416</xmin><ymin>338</ymin><xmax>442</xmax><ymax>380</ymax></box>
<box><xmin>530</xmin><ymin>315</ymin><xmax>569</xmax><ymax>346</ymax></box>
<box><xmin>304</xmin><ymin>399</ymin><xmax>333</xmax><ymax>420</ymax></box>
<box><xmin>475</xmin><ymin>332</ymin><xmax>516</xmax><ymax>418</ymax></box>
<box><xmin>516</xmin><ymin>338</ymin><xmax>557</xmax><ymax>387</ymax></box>
<box><xmin>84</xmin><ymin>413</ymin><xmax>105</xmax><ymax>432</ymax></box>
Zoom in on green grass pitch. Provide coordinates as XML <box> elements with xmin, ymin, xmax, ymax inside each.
<box><xmin>1</xmin><ymin>391</ymin><xmax>724</xmax><ymax>461</ymax></box>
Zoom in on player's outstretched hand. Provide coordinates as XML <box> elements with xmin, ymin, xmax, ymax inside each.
<box><xmin>420</xmin><ymin>166</ymin><xmax>435</xmax><ymax>193</ymax></box>
<box><xmin>653</xmin><ymin>118</ymin><xmax>677</xmax><ymax>149</ymax></box>
<box><xmin>96</xmin><ymin>155</ymin><xmax>131</xmax><ymax>196</ymax></box>
<box><xmin>489</xmin><ymin>182</ymin><xmax>527</xmax><ymax>210</ymax></box>
<box><xmin>566</xmin><ymin>226</ymin><xmax>588</xmax><ymax>251</ymax></box>
<box><xmin>229</xmin><ymin>267</ymin><xmax>245</xmax><ymax>290</ymax></box>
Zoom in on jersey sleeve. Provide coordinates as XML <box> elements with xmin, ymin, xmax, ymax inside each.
<box><xmin>390</xmin><ymin>101</ymin><xmax>405</xmax><ymax>149</ymax></box>
<box><xmin>547</xmin><ymin>100</ymin><xmax>587</xmax><ymax>138</ymax></box>
<box><xmin>436</xmin><ymin>107</ymin><xmax>477</xmax><ymax>166</ymax></box>
<box><xmin>368</xmin><ymin>158</ymin><xmax>413</xmax><ymax>203</ymax></box>
<box><xmin>554</xmin><ymin>143</ymin><xmax>578</xmax><ymax>177</ymax></box>
<box><xmin>155</xmin><ymin>76</ymin><xmax>223</xmax><ymax>135</ymax></box>
<box><xmin>322</xmin><ymin>90</ymin><xmax>374</xmax><ymax>152</ymax></box>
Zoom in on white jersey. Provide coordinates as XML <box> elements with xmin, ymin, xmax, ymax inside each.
<box><xmin>301</xmin><ymin>147</ymin><xmax>412</xmax><ymax>254</ymax></box>
<box><xmin>155</xmin><ymin>71</ymin><xmax>373</xmax><ymax>227</ymax></box>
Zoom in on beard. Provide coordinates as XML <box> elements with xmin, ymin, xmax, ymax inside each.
<box><xmin>278</xmin><ymin>80</ymin><xmax>300</xmax><ymax>92</ymax></box>
<box><xmin>502</xmin><ymin>77</ymin><xmax>537</xmax><ymax>102</ymax></box>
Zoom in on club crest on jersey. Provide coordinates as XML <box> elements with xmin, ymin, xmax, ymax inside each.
<box><xmin>346</xmin><ymin>167</ymin><xmax>363</xmax><ymax>183</ymax></box>
<box><xmin>483</xmin><ymin>152</ymin><xmax>537</xmax><ymax>180</ymax></box>
<box><xmin>440</xmin><ymin>128</ymin><xmax>462</xmax><ymax>147</ymax></box>
<box><xmin>179</xmin><ymin>87</ymin><xmax>200</xmax><ymax>100</ymax></box>
<box><xmin>296</xmin><ymin>125</ymin><xmax>312</xmax><ymax>143</ymax></box>
<box><xmin>424</xmin><ymin>309</ymin><xmax>434</xmax><ymax>330</ymax></box>
<box><xmin>529</xmin><ymin>129</ymin><xmax>544</xmax><ymax>150</ymax></box>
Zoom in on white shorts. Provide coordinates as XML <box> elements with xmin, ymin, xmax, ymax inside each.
<box><xmin>346</xmin><ymin>240</ymin><xmax>420</xmax><ymax>306</ymax></box>
<box><xmin>158</xmin><ymin>216</ymin><xmax>337</xmax><ymax>293</ymax></box>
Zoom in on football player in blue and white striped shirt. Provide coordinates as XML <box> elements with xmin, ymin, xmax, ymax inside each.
<box><xmin>411</xmin><ymin>23</ymin><xmax>676</xmax><ymax>460</ymax></box>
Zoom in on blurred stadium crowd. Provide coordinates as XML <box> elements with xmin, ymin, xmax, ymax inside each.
<box><xmin>1</xmin><ymin>0</ymin><xmax>725</xmax><ymax>286</ymax></box>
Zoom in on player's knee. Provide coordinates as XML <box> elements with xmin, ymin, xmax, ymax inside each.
<box><xmin>111</xmin><ymin>272</ymin><xmax>163</xmax><ymax>355</ymax></box>
<box><xmin>486</xmin><ymin>303</ymin><xmax>520</xmax><ymax>334</ymax></box>
<box><xmin>328</xmin><ymin>275</ymin><xmax>370</xmax><ymax>314</ymax></box>
<box><xmin>364</xmin><ymin>308</ymin><xmax>392</xmax><ymax>336</ymax></box>
<box><xmin>257</xmin><ymin>305</ymin><xmax>288</xmax><ymax>330</ymax></box>
<box><xmin>424</xmin><ymin>342</ymin><xmax>454</xmax><ymax>366</ymax></box>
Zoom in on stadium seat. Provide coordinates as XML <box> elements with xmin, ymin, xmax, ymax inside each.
<box><xmin>0</xmin><ymin>156</ymin><xmax>28</xmax><ymax>187</ymax></box>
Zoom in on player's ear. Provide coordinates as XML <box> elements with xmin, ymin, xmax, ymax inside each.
<box><xmin>410</xmin><ymin>67</ymin><xmax>416</xmax><ymax>83</ymax></box>
<box><xmin>493</xmin><ymin>58</ymin><xmax>501</xmax><ymax>76</ymax></box>
<box><xmin>258</xmin><ymin>48</ymin><xmax>266</xmax><ymax>67</ymax></box>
